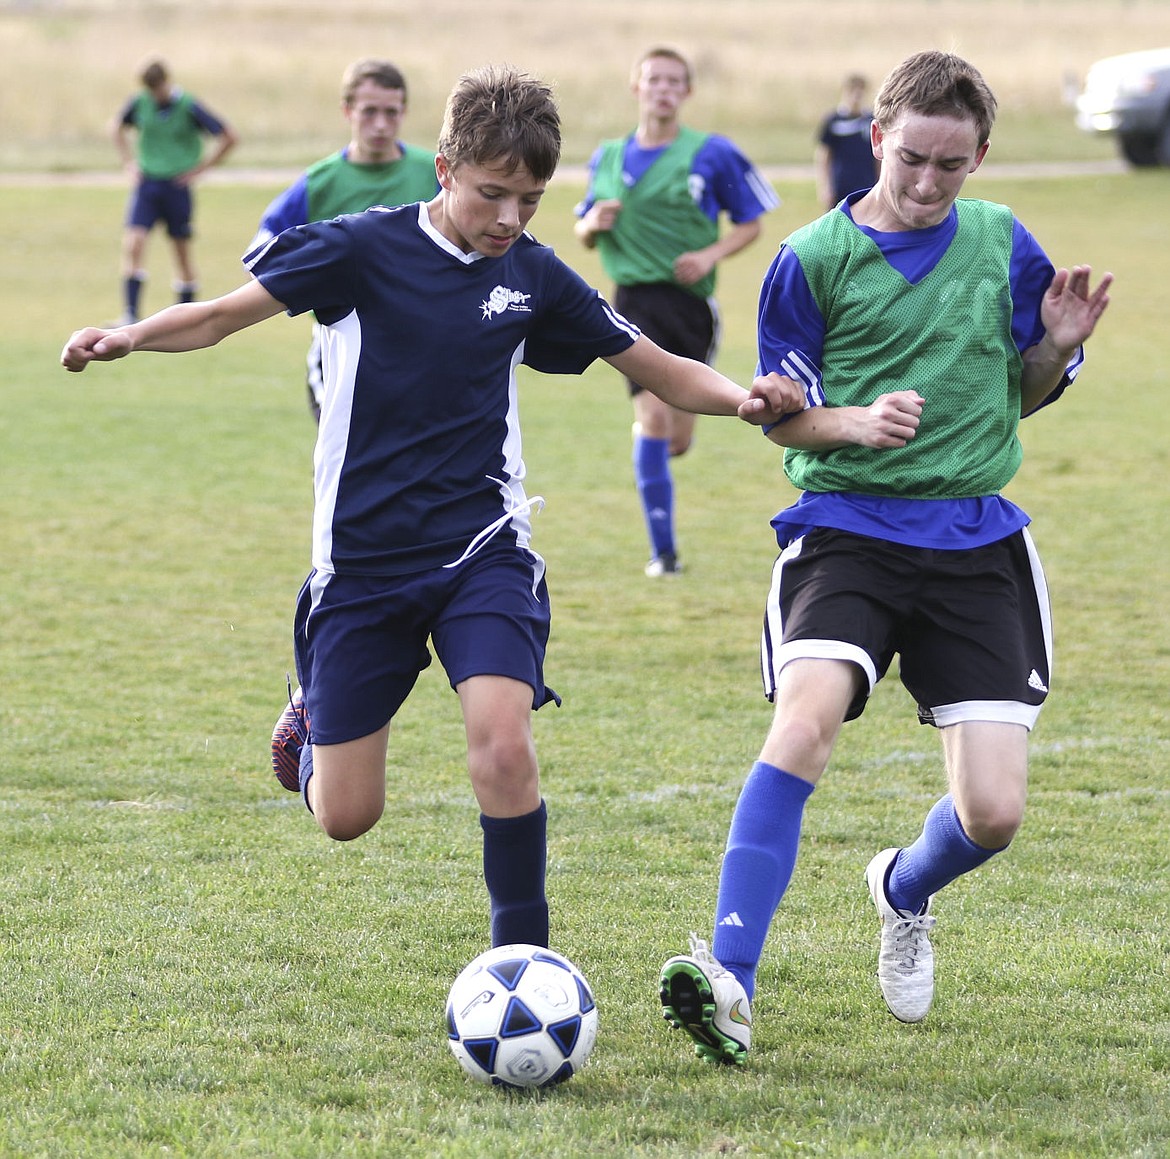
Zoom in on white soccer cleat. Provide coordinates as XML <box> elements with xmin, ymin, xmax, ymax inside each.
<box><xmin>659</xmin><ymin>933</ymin><xmax>752</xmax><ymax>1064</ymax></box>
<box><xmin>644</xmin><ymin>551</ymin><xmax>682</xmax><ymax>578</ymax></box>
<box><xmin>865</xmin><ymin>848</ymin><xmax>937</xmax><ymax>1023</ymax></box>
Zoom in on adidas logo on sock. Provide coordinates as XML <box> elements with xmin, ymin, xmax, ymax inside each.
<box><xmin>1027</xmin><ymin>669</ymin><xmax>1048</xmax><ymax>693</ymax></box>
<box><xmin>718</xmin><ymin>911</ymin><xmax>744</xmax><ymax>928</ymax></box>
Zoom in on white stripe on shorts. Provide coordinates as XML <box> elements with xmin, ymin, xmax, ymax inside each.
<box><xmin>922</xmin><ymin>526</ymin><xmax>1053</xmax><ymax>731</ymax></box>
<box><xmin>760</xmin><ymin>535</ymin><xmax>878</xmax><ymax>700</ymax></box>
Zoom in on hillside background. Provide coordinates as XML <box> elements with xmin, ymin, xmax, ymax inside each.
<box><xmin>3</xmin><ymin>0</ymin><xmax>1168</xmax><ymax>172</ymax></box>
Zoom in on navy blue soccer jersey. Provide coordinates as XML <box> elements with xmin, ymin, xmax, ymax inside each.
<box><xmin>245</xmin><ymin>202</ymin><xmax>639</xmax><ymax>576</ymax></box>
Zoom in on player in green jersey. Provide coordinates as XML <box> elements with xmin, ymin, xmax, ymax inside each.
<box><xmin>660</xmin><ymin>50</ymin><xmax>1112</xmax><ymax>1064</ymax></box>
<box><xmin>575</xmin><ymin>46</ymin><xmax>780</xmax><ymax>577</ymax></box>
<box><xmin>111</xmin><ymin>58</ymin><xmax>238</xmax><ymax>324</ymax></box>
<box><xmin>248</xmin><ymin>59</ymin><xmax>439</xmax><ymax>420</ymax></box>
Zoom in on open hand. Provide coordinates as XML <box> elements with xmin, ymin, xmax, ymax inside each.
<box><xmin>1041</xmin><ymin>265</ymin><xmax>1113</xmax><ymax>355</ymax></box>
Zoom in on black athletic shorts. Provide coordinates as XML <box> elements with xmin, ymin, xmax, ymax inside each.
<box><xmin>613</xmin><ymin>283</ymin><xmax>718</xmax><ymax>396</ymax></box>
<box><xmin>760</xmin><ymin>527</ymin><xmax>1052</xmax><ymax>728</ymax></box>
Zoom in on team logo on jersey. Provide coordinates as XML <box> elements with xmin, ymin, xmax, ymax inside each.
<box><xmin>481</xmin><ymin>285</ymin><xmax>532</xmax><ymax>320</ymax></box>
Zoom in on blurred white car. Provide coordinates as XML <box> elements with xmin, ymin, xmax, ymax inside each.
<box><xmin>1075</xmin><ymin>47</ymin><xmax>1170</xmax><ymax>166</ymax></box>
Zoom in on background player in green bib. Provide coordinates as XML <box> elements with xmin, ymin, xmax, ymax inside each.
<box><xmin>111</xmin><ymin>58</ymin><xmax>238</xmax><ymax>324</ymax></box>
<box><xmin>575</xmin><ymin>46</ymin><xmax>780</xmax><ymax>576</ymax></box>
<box><xmin>248</xmin><ymin>58</ymin><xmax>439</xmax><ymax>421</ymax></box>
<box><xmin>659</xmin><ymin>50</ymin><xmax>1113</xmax><ymax>1065</ymax></box>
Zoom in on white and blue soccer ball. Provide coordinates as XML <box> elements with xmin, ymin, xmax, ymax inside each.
<box><xmin>446</xmin><ymin>944</ymin><xmax>598</xmax><ymax>1088</ymax></box>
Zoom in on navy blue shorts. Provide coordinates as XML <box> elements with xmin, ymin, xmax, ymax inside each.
<box><xmin>292</xmin><ymin>546</ymin><xmax>559</xmax><ymax>746</ymax></box>
<box><xmin>126</xmin><ymin>178</ymin><xmax>193</xmax><ymax>238</ymax></box>
<box><xmin>613</xmin><ymin>283</ymin><xmax>718</xmax><ymax>396</ymax></box>
<box><xmin>760</xmin><ymin>527</ymin><xmax>1052</xmax><ymax>729</ymax></box>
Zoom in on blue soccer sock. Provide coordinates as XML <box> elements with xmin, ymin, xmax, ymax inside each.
<box><xmin>886</xmin><ymin>793</ymin><xmax>1005</xmax><ymax>915</ymax></box>
<box><xmin>124</xmin><ymin>273</ymin><xmax>144</xmax><ymax>319</ymax></box>
<box><xmin>711</xmin><ymin>762</ymin><xmax>815</xmax><ymax>1000</ymax></box>
<box><xmin>298</xmin><ymin>741</ymin><xmax>315</xmax><ymax>814</ymax></box>
<box><xmin>481</xmin><ymin>801</ymin><xmax>549</xmax><ymax>948</ymax></box>
<box><xmin>633</xmin><ymin>433</ymin><xmax>674</xmax><ymax>558</ymax></box>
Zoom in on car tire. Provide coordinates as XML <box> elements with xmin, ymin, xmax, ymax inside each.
<box><xmin>1157</xmin><ymin>115</ymin><xmax>1170</xmax><ymax>166</ymax></box>
<box><xmin>1119</xmin><ymin>130</ymin><xmax>1159</xmax><ymax>167</ymax></box>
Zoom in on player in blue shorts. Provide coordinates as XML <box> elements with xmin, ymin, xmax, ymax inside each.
<box><xmin>62</xmin><ymin>66</ymin><xmax>803</xmax><ymax>953</ymax></box>
<box><xmin>111</xmin><ymin>58</ymin><xmax>237</xmax><ymax>324</ymax></box>
<box><xmin>658</xmin><ymin>50</ymin><xmax>1112</xmax><ymax>1063</ymax></box>
<box><xmin>575</xmin><ymin>46</ymin><xmax>780</xmax><ymax>577</ymax></box>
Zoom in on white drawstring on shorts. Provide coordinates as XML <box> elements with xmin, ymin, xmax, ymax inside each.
<box><xmin>443</xmin><ymin>477</ymin><xmax>546</xmax><ymax>570</ymax></box>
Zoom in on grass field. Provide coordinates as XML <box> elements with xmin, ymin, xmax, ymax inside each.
<box><xmin>3</xmin><ymin>158</ymin><xmax>1167</xmax><ymax>1156</ymax></box>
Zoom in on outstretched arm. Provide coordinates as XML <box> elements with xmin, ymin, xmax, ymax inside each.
<box><xmin>604</xmin><ymin>335</ymin><xmax>804</xmax><ymax>424</ymax></box>
<box><xmin>60</xmin><ymin>279</ymin><xmax>285</xmax><ymax>372</ymax></box>
<box><xmin>1020</xmin><ymin>264</ymin><xmax>1113</xmax><ymax>415</ymax></box>
<box><xmin>759</xmin><ymin>374</ymin><xmax>925</xmax><ymax>450</ymax></box>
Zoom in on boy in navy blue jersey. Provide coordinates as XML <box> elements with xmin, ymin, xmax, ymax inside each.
<box><xmin>62</xmin><ymin>66</ymin><xmax>803</xmax><ymax>954</ymax></box>
<box><xmin>814</xmin><ymin>73</ymin><xmax>879</xmax><ymax>211</ymax></box>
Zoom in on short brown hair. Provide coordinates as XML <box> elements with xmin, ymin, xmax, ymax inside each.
<box><xmin>341</xmin><ymin>59</ymin><xmax>408</xmax><ymax>107</ymax></box>
<box><xmin>140</xmin><ymin>58</ymin><xmax>169</xmax><ymax>89</ymax></box>
<box><xmin>437</xmin><ymin>65</ymin><xmax>560</xmax><ymax>182</ymax></box>
<box><xmin>632</xmin><ymin>46</ymin><xmax>692</xmax><ymax>88</ymax></box>
<box><xmin>874</xmin><ymin>51</ymin><xmax>997</xmax><ymax>145</ymax></box>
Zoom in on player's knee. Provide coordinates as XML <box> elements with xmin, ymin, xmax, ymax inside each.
<box><xmin>471</xmin><ymin>718</ymin><xmax>536</xmax><ymax>770</ymax></box>
<box><xmin>312</xmin><ymin>790</ymin><xmax>384</xmax><ymax>842</ymax></box>
<box><xmin>468</xmin><ymin>735</ymin><xmax>539</xmax><ymax>809</ymax></box>
<box><xmin>763</xmin><ymin>714</ymin><xmax>836</xmax><ymax>780</ymax></box>
<box><xmin>316</xmin><ymin>807</ymin><xmax>382</xmax><ymax>843</ymax></box>
<box><xmin>470</xmin><ymin>749</ymin><xmax>537</xmax><ymax>796</ymax></box>
<box><xmin>962</xmin><ymin>799</ymin><xmax>1023</xmax><ymax>851</ymax></box>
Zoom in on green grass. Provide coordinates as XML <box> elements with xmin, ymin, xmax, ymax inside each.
<box><xmin>3</xmin><ymin>173</ymin><xmax>1168</xmax><ymax>1157</ymax></box>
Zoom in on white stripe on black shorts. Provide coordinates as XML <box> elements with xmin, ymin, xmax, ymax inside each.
<box><xmin>760</xmin><ymin>526</ymin><xmax>1052</xmax><ymax>729</ymax></box>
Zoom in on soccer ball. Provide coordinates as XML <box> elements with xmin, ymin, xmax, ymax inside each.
<box><xmin>446</xmin><ymin>944</ymin><xmax>598</xmax><ymax>1088</ymax></box>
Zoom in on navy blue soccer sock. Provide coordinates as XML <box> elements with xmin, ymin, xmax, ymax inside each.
<box><xmin>886</xmin><ymin>793</ymin><xmax>1005</xmax><ymax>915</ymax></box>
<box><xmin>711</xmin><ymin>762</ymin><xmax>815</xmax><ymax>1000</ymax></box>
<box><xmin>480</xmin><ymin>801</ymin><xmax>549</xmax><ymax>948</ymax></box>
<box><xmin>124</xmin><ymin>274</ymin><xmax>144</xmax><ymax>319</ymax></box>
<box><xmin>298</xmin><ymin>741</ymin><xmax>315</xmax><ymax>814</ymax></box>
<box><xmin>633</xmin><ymin>433</ymin><xmax>674</xmax><ymax>558</ymax></box>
